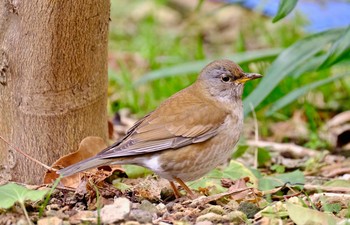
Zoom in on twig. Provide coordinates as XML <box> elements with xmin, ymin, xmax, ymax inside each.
<box><xmin>246</xmin><ymin>140</ymin><xmax>319</xmax><ymax>158</ymax></box>
<box><xmin>188</xmin><ymin>187</ymin><xmax>254</xmax><ymax>207</ymax></box>
<box><xmin>0</xmin><ymin>134</ymin><xmax>52</xmax><ymax>170</ymax></box>
<box><xmin>304</xmin><ymin>184</ymin><xmax>350</xmax><ymax>193</ymax></box>
<box><xmin>322</xmin><ymin>167</ymin><xmax>350</xmax><ymax>178</ymax></box>
<box><xmin>250</xmin><ymin>103</ymin><xmax>259</xmax><ymax>169</ymax></box>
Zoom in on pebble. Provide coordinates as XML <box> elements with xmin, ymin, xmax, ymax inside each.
<box><xmin>140</xmin><ymin>200</ymin><xmax>158</xmax><ymax>214</ymax></box>
<box><xmin>16</xmin><ymin>219</ymin><xmax>28</xmax><ymax>225</ymax></box>
<box><xmin>158</xmin><ymin>222</ymin><xmax>172</xmax><ymax>225</ymax></box>
<box><xmin>223</xmin><ymin>200</ymin><xmax>240</xmax><ymax>211</ymax></box>
<box><xmin>238</xmin><ymin>202</ymin><xmax>260</xmax><ymax>219</ymax></box>
<box><xmin>226</xmin><ymin>210</ymin><xmax>247</xmax><ymax>223</ymax></box>
<box><xmin>129</xmin><ymin>209</ymin><xmax>154</xmax><ymax>223</ymax></box>
<box><xmin>101</xmin><ymin>197</ymin><xmax>131</xmax><ymax>224</ymax></box>
<box><xmin>202</xmin><ymin>205</ymin><xmax>225</xmax><ymax>215</ymax></box>
<box><xmin>37</xmin><ymin>217</ymin><xmax>63</xmax><ymax>225</ymax></box>
<box><xmin>195</xmin><ymin>221</ymin><xmax>213</xmax><ymax>225</ymax></box>
<box><xmin>156</xmin><ymin>203</ymin><xmax>167</xmax><ymax>214</ymax></box>
<box><xmin>196</xmin><ymin>212</ymin><xmax>225</xmax><ymax>223</ymax></box>
<box><xmin>68</xmin><ymin>211</ymin><xmax>96</xmax><ymax>224</ymax></box>
<box><xmin>123</xmin><ymin>221</ymin><xmax>141</xmax><ymax>225</ymax></box>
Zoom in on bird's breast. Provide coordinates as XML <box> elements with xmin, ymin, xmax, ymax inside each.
<box><xmin>141</xmin><ymin>113</ymin><xmax>243</xmax><ymax>182</ymax></box>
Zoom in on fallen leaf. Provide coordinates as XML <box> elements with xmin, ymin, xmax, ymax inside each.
<box><xmin>44</xmin><ymin>136</ymin><xmax>120</xmax><ymax>188</ymax></box>
<box><xmin>269</xmin><ymin>110</ymin><xmax>309</xmax><ymax>142</ymax></box>
<box><xmin>258</xmin><ymin>170</ymin><xmax>305</xmax><ymax>191</ymax></box>
<box><xmin>286</xmin><ymin>201</ymin><xmax>339</xmax><ymax>225</ymax></box>
<box><xmin>189</xmin><ymin>160</ymin><xmax>258</xmax><ymax>195</ymax></box>
<box><xmin>321</xmin><ymin>111</ymin><xmax>350</xmax><ymax>152</ymax></box>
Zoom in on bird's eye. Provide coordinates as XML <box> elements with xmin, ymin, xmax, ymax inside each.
<box><xmin>221</xmin><ymin>75</ymin><xmax>232</xmax><ymax>83</ymax></box>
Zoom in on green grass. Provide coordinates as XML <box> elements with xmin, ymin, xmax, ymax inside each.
<box><xmin>107</xmin><ymin>0</ymin><xmax>350</xmax><ymax>144</ymax></box>
<box><xmin>108</xmin><ymin>0</ymin><xmax>304</xmax><ymax>114</ymax></box>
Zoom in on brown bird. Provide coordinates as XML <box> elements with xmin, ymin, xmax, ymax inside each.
<box><xmin>58</xmin><ymin>59</ymin><xmax>262</xmax><ymax>198</ymax></box>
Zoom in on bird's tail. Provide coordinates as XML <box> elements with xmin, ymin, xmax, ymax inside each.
<box><xmin>57</xmin><ymin>156</ymin><xmax>114</xmax><ymax>177</ymax></box>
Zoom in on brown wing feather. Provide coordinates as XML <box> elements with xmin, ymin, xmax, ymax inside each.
<box><xmin>99</xmin><ymin>84</ymin><xmax>229</xmax><ymax>159</ymax></box>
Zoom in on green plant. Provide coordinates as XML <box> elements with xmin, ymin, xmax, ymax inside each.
<box><xmin>0</xmin><ymin>183</ymin><xmax>48</xmax><ymax>224</ymax></box>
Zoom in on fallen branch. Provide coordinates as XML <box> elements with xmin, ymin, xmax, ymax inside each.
<box><xmin>187</xmin><ymin>187</ymin><xmax>255</xmax><ymax>207</ymax></box>
<box><xmin>304</xmin><ymin>184</ymin><xmax>350</xmax><ymax>193</ymax></box>
<box><xmin>246</xmin><ymin>140</ymin><xmax>320</xmax><ymax>158</ymax></box>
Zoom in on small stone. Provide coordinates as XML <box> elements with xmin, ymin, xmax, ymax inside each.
<box><xmin>69</xmin><ymin>210</ymin><xmax>96</xmax><ymax>224</ymax></box>
<box><xmin>161</xmin><ymin>187</ymin><xmax>176</xmax><ymax>201</ymax></box>
<box><xmin>158</xmin><ymin>221</ymin><xmax>172</xmax><ymax>225</ymax></box>
<box><xmin>46</xmin><ymin>204</ymin><xmax>60</xmax><ymax>210</ymax></box>
<box><xmin>101</xmin><ymin>197</ymin><xmax>131</xmax><ymax>224</ymax></box>
<box><xmin>173</xmin><ymin>221</ymin><xmax>190</xmax><ymax>225</ymax></box>
<box><xmin>45</xmin><ymin>210</ymin><xmax>58</xmax><ymax>217</ymax></box>
<box><xmin>69</xmin><ymin>211</ymin><xmax>97</xmax><ymax>224</ymax></box>
<box><xmin>223</xmin><ymin>200</ymin><xmax>240</xmax><ymax>211</ymax></box>
<box><xmin>226</xmin><ymin>211</ymin><xmax>247</xmax><ymax>223</ymax></box>
<box><xmin>129</xmin><ymin>209</ymin><xmax>153</xmax><ymax>223</ymax></box>
<box><xmin>339</xmin><ymin>209</ymin><xmax>350</xmax><ymax>218</ymax></box>
<box><xmin>158</xmin><ymin>222</ymin><xmax>172</xmax><ymax>225</ymax></box>
<box><xmin>166</xmin><ymin>202</ymin><xmax>175</xmax><ymax>211</ymax></box>
<box><xmin>17</xmin><ymin>219</ymin><xmax>29</xmax><ymax>225</ymax></box>
<box><xmin>196</xmin><ymin>212</ymin><xmax>225</xmax><ymax>223</ymax></box>
<box><xmin>156</xmin><ymin>203</ymin><xmax>167</xmax><ymax>213</ymax></box>
<box><xmin>45</xmin><ymin>210</ymin><xmax>69</xmax><ymax>219</ymax></box>
<box><xmin>140</xmin><ymin>200</ymin><xmax>158</xmax><ymax>214</ymax></box>
<box><xmin>195</xmin><ymin>221</ymin><xmax>213</xmax><ymax>225</ymax></box>
<box><xmin>202</xmin><ymin>205</ymin><xmax>225</xmax><ymax>215</ymax></box>
<box><xmin>38</xmin><ymin>217</ymin><xmax>63</xmax><ymax>225</ymax></box>
<box><xmin>123</xmin><ymin>221</ymin><xmax>141</xmax><ymax>225</ymax></box>
<box><xmin>238</xmin><ymin>202</ymin><xmax>260</xmax><ymax>219</ymax></box>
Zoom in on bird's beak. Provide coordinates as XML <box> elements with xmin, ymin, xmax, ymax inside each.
<box><xmin>236</xmin><ymin>73</ymin><xmax>263</xmax><ymax>84</ymax></box>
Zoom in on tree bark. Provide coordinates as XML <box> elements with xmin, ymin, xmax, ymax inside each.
<box><xmin>0</xmin><ymin>0</ymin><xmax>110</xmax><ymax>184</ymax></box>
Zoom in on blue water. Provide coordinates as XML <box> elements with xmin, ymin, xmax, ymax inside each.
<box><xmin>223</xmin><ymin>0</ymin><xmax>350</xmax><ymax>33</ymax></box>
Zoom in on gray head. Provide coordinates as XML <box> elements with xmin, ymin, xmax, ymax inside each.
<box><xmin>197</xmin><ymin>59</ymin><xmax>262</xmax><ymax>101</ymax></box>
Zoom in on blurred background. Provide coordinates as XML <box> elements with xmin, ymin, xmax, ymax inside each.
<box><xmin>107</xmin><ymin>0</ymin><xmax>350</xmax><ymax>152</ymax></box>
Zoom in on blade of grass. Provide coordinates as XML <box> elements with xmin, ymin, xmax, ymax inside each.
<box><xmin>266</xmin><ymin>73</ymin><xmax>349</xmax><ymax>116</ymax></box>
<box><xmin>243</xmin><ymin>28</ymin><xmax>345</xmax><ymax>115</ymax></box>
<box><xmin>291</xmin><ymin>54</ymin><xmax>327</xmax><ymax>78</ymax></box>
<box><xmin>134</xmin><ymin>48</ymin><xmax>282</xmax><ymax>86</ymax></box>
<box><xmin>195</xmin><ymin>0</ymin><xmax>205</xmax><ymax>12</ymax></box>
<box><xmin>39</xmin><ymin>176</ymin><xmax>62</xmax><ymax>218</ymax></box>
<box><xmin>319</xmin><ymin>26</ymin><xmax>350</xmax><ymax>69</ymax></box>
<box><xmin>272</xmin><ymin>0</ymin><xmax>298</xmax><ymax>23</ymax></box>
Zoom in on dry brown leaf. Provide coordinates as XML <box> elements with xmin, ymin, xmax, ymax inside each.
<box><xmin>321</xmin><ymin>111</ymin><xmax>350</xmax><ymax>152</ymax></box>
<box><xmin>108</xmin><ymin>120</ymin><xmax>114</xmax><ymax>140</ymax></box>
<box><xmin>43</xmin><ymin>136</ymin><xmax>120</xmax><ymax>188</ymax></box>
<box><xmin>269</xmin><ymin>110</ymin><xmax>309</xmax><ymax>142</ymax></box>
<box><xmin>227</xmin><ymin>177</ymin><xmax>253</xmax><ymax>201</ymax></box>
<box><xmin>85</xmin><ymin>169</ymin><xmax>122</xmax><ymax>209</ymax></box>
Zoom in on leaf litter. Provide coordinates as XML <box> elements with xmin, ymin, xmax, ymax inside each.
<box><xmin>1</xmin><ymin>0</ymin><xmax>350</xmax><ymax>220</ymax></box>
<box><xmin>1</xmin><ymin>110</ymin><xmax>350</xmax><ymax>224</ymax></box>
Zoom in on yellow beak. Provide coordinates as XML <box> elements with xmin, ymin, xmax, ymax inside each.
<box><xmin>236</xmin><ymin>73</ymin><xmax>263</xmax><ymax>84</ymax></box>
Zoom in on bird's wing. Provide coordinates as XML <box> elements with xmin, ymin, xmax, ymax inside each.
<box><xmin>99</xmin><ymin>90</ymin><xmax>229</xmax><ymax>159</ymax></box>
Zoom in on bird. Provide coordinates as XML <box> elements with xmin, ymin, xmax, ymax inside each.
<box><xmin>58</xmin><ymin>59</ymin><xmax>262</xmax><ymax>198</ymax></box>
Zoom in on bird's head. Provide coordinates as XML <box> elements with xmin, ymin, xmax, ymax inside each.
<box><xmin>198</xmin><ymin>59</ymin><xmax>262</xmax><ymax>101</ymax></box>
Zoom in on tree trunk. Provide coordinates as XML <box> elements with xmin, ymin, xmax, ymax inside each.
<box><xmin>0</xmin><ymin>0</ymin><xmax>110</xmax><ymax>184</ymax></box>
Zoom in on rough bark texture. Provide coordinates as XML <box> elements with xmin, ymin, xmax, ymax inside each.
<box><xmin>0</xmin><ymin>0</ymin><xmax>110</xmax><ymax>184</ymax></box>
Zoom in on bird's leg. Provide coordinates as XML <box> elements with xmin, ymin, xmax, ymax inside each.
<box><xmin>174</xmin><ymin>177</ymin><xmax>195</xmax><ymax>199</ymax></box>
<box><xmin>169</xmin><ymin>181</ymin><xmax>181</xmax><ymax>198</ymax></box>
